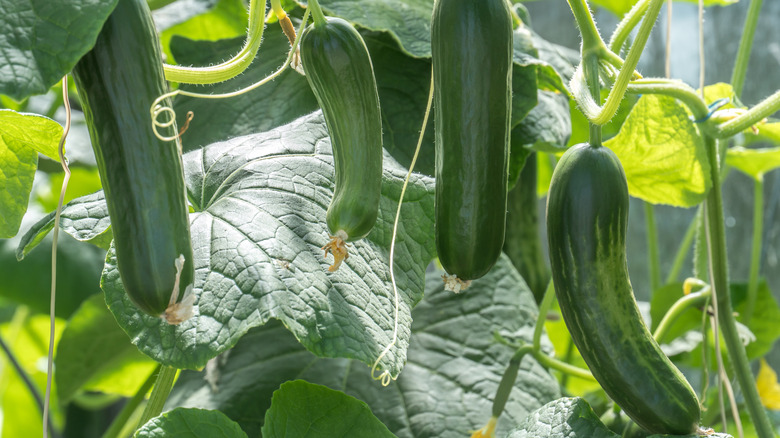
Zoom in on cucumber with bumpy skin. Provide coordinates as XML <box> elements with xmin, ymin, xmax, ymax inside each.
<box><xmin>300</xmin><ymin>15</ymin><xmax>383</xmax><ymax>272</ymax></box>
<box><xmin>431</xmin><ymin>0</ymin><xmax>512</xmax><ymax>288</ymax></box>
<box><xmin>72</xmin><ymin>0</ymin><xmax>194</xmax><ymax>323</ymax></box>
<box><xmin>546</xmin><ymin>143</ymin><xmax>701</xmax><ymax>435</ymax></box>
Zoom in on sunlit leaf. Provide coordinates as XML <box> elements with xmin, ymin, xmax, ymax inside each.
<box><xmin>726</xmin><ymin>146</ymin><xmax>780</xmax><ymax>180</ymax></box>
<box><xmin>604</xmin><ymin>95</ymin><xmax>711</xmax><ymax>207</ymax></box>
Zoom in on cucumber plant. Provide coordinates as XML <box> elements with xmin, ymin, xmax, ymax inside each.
<box><xmin>300</xmin><ymin>0</ymin><xmax>383</xmax><ymax>272</ymax></box>
<box><xmin>1</xmin><ymin>0</ymin><xmax>778</xmax><ymax>436</ymax></box>
<box><xmin>431</xmin><ymin>0</ymin><xmax>513</xmax><ymax>290</ymax></box>
<box><xmin>72</xmin><ymin>0</ymin><xmax>195</xmax><ymax>324</ymax></box>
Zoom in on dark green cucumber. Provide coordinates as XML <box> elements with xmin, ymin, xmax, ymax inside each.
<box><xmin>546</xmin><ymin>143</ymin><xmax>700</xmax><ymax>435</ymax></box>
<box><xmin>73</xmin><ymin>0</ymin><xmax>194</xmax><ymax>320</ymax></box>
<box><xmin>504</xmin><ymin>152</ymin><xmax>550</xmax><ymax>302</ymax></box>
<box><xmin>300</xmin><ymin>17</ymin><xmax>383</xmax><ymax>244</ymax></box>
<box><xmin>431</xmin><ymin>0</ymin><xmax>512</xmax><ymax>281</ymax></box>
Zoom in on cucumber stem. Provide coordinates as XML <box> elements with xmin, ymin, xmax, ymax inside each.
<box><xmin>162</xmin><ymin>0</ymin><xmax>265</xmax><ymax>84</ymax></box>
<box><xmin>534</xmin><ymin>281</ymin><xmax>555</xmax><ymax>350</ymax></box>
<box><xmin>644</xmin><ymin>202</ymin><xmax>660</xmax><ymax>293</ymax></box>
<box><xmin>664</xmin><ymin>206</ymin><xmax>700</xmax><ymax>285</ymax></box>
<box><xmin>566</xmin><ymin>0</ymin><xmax>603</xmax><ymax>54</ymax></box>
<box><xmin>101</xmin><ymin>365</ymin><xmax>160</xmax><ymax>438</ymax></box>
<box><xmin>652</xmin><ymin>286</ymin><xmax>710</xmax><ymax>343</ymax></box>
<box><xmin>571</xmin><ymin>0</ymin><xmax>664</xmax><ymax>126</ymax></box>
<box><xmin>626</xmin><ymin>79</ymin><xmax>709</xmax><ymax>121</ymax></box>
<box><xmin>703</xmin><ymin>134</ymin><xmax>774</xmax><ymax>438</ymax></box>
<box><xmin>731</xmin><ymin>0</ymin><xmax>763</xmax><ymax>98</ymax></box>
<box><xmin>136</xmin><ymin>366</ymin><xmax>178</xmax><ymax>430</ymax></box>
<box><xmin>308</xmin><ymin>0</ymin><xmax>327</xmax><ymax>27</ymax></box>
<box><xmin>744</xmin><ymin>176</ymin><xmax>763</xmax><ymax>323</ymax></box>
<box><xmin>710</xmin><ymin>89</ymin><xmax>780</xmax><ymax>139</ymax></box>
<box><xmin>608</xmin><ymin>0</ymin><xmax>650</xmax><ymax>53</ymax></box>
<box><xmin>491</xmin><ymin>346</ymin><xmax>531</xmax><ymax>417</ymax></box>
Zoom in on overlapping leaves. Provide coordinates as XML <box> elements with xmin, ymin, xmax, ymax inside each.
<box><xmin>19</xmin><ymin>111</ymin><xmax>436</xmax><ymax>378</ymax></box>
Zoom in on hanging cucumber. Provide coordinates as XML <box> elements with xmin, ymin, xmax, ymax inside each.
<box><xmin>72</xmin><ymin>0</ymin><xmax>195</xmax><ymax>324</ymax></box>
<box><xmin>300</xmin><ymin>2</ymin><xmax>383</xmax><ymax>272</ymax></box>
<box><xmin>503</xmin><ymin>152</ymin><xmax>550</xmax><ymax>303</ymax></box>
<box><xmin>546</xmin><ymin>143</ymin><xmax>701</xmax><ymax>435</ymax></box>
<box><xmin>431</xmin><ymin>0</ymin><xmax>512</xmax><ymax>290</ymax></box>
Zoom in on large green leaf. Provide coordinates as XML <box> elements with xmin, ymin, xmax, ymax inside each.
<box><xmin>0</xmin><ymin>0</ymin><xmax>118</xmax><ymax>100</ymax></box>
<box><xmin>0</xmin><ymin>110</ymin><xmax>62</xmax><ymax>237</ymax></box>
<box><xmin>604</xmin><ymin>95</ymin><xmax>711</xmax><ymax>207</ymax></box>
<box><xmin>166</xmin><ymin>255</ymin><xmax>560</xmax><ymax>437</ymax></box>
<box><xmin>135</xmin><ymin>408</ymin><xmax>247</xmax><ymax>438</ymax></box>
<box><xmin>22</xmin><ymin>112</ymin><xmax>436</xmax><ymax>377</ymax></box>
<box><xmin>726</xmin><ymin>146</ymin><xmax>780</xmax><ymax>180</ymax></box>
<box><xmin>55</xmin><ymin>294</ymin><xmax>157</xmax><ymax>404</ymax></box>
<box><xmin>262</xmin><ymin>380</ymin><xmax>396</xmax><ymax>437</ymax></box>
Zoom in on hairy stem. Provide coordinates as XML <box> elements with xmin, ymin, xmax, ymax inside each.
<box><xmin>308</xmin><ymin>0</ymin><xmax>327</xmax><ymax>27</ymax></box>
<box><xmin>102</xmin><ymin>365</ymin><xmax>160</xmax><ymax>438</ymax></box>
<box><xmin>652</xmin><ymin>287</ymin><xmax>711</xmax><ymax>342</ymax></box>
<box><xmin>744</xmin><ymin>176</ymin><xmax>763</xmax><ymax>323</ymax></box>
<box><xmin>665</xmin><ymin>207</ymin><xmax>701</xmax><ymax>285</ymax></box>
<box><xmin>711</xmin><ymin>90</ymin><xmax>780</xmax><ymax>139</ymax></box>
<box><xmin>608</xmin><ymin>0</ymin><xmax>650</xmax><ymax>53</ymax></box>
<box><xmin>162</xmin><ymin>0</ymin><xmax>266</xmax><ymax>84</ymax></box>
<box><xmin>644</xmin><ymin>202</ymin><xmax>660</xmax><ymax>293</ymax></box>
<box><xmin>572</xmin><ymin>0</ymin><xmax>665</xmax><ymax>125</ymax></box>
<box><xmin>731</xmin><ymin>0</ymin><xmax>763</xmax><ymax>97</ymax></box>
<box><xmin>137</xmin><ymin>367</ymin><xmax>178</xmax><ymax>429</ymax></box>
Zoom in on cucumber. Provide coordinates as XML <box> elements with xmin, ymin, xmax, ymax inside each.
<box><xmin>503</xmin><ymin>152</ymin><xmax>550</xmax><ymax>303</ymax></box>
<box><xmin>431</xmin><ymin>0</ymin><xmax>512</xmax><ymax>285</ymax></box>
<box><xmin>300</xmin><ymin>16</ymin><xmax>383</xmax><ymax>272</ymax></box>
<box><xmin>72</xmin><ymin>0</ymin><xmax>195</xmax><ymax>323</ymax></box>
<box><xmin>546</xmin><ymin>143</ymin><xmax>701</xmax><ymax>434</ymax></box>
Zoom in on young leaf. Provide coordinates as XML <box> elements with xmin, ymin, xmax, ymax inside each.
<box><xmin>262</xmin><ymin>380</ymin><xmax>396</xmax><ymax>438</ymax></box>
<box><xmin>0</xmin><ymin>110</ymin><xmax>62</xmax><ymax>237</ymax></box>
<box><xmin>726</xmin><ymin>146</ymin><xmax>780</xmax><ymax>180</ymax></box>
<box><xmin>166</xmin><ymin>255</ymin><xmax>560</xmax><ymax>437</ymax></box>
<box><xmin>135</xmin><ymin>408</ymin><xmax>247</xmax><ymax>438</ymax></box>
<box><xmin>0</xmin><ymin>0</ymin><xmax>118</xmax><ymax>100</ymax></box>
<box><xmin>604</xmin><ymin>95</ymin><xmax>711</xmax><ymax>207</ymax></box>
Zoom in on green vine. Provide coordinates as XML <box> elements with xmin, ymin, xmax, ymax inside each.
<box><xmin>136</xmin><ymin>366</ymin><xmax>178</xmax><ymax>429</ymax></box>
<box><xmin>162</xmin><ymin>0</ymin><xmax>266</xmax><ymax>84</ymax></box>
<box><xmin>731</xmin><ymin>0</ymin><xmax>763</xmax><ymax>97</ymax></box>
<box><xmin>702</xmin><ymin>134</ymin><xmax>774</xmax><ymax>438</ymax></box>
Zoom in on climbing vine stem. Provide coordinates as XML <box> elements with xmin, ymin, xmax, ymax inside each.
<box><xmin>703</xmin><ymin>134</ymin><xmax>773</xmax><ymax>438</ymax></box>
